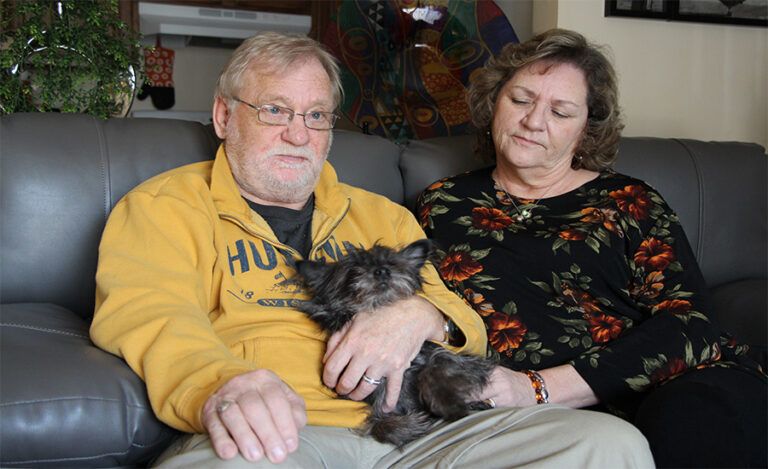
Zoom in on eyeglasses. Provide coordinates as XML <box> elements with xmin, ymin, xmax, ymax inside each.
<box><xmin>233</xmin><ymin>97</ymin><xmax>339</xmax><ymax>131</ymax></box>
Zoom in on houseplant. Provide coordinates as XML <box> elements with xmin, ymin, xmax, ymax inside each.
<box><xmin>0</xmin><ymin>0</ymin><xmax>143</xmax><ymax>118</ymax></box>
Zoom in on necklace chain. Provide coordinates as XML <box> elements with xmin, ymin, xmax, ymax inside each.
<box><xmin>494</xmin><ymin>177</ymin><xmax>558</xmax><ymax>223</ymax></box>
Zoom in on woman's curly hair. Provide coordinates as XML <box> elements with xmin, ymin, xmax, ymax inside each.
<box><xmin>467</xmin><ymin>29</ymin><xmax>624</xmax><ymax>171</ymax></box>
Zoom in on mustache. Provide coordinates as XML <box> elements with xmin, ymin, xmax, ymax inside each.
<box><xmin>265</xmin><ymin>144</ymin><xmax>317</xmax><ymax>160</ymax></box>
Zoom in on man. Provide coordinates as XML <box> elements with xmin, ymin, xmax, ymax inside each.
<box><xmin>91</xmin><ymin>32</ymin><xmax>654</xmax><ymax>467</ymax></box>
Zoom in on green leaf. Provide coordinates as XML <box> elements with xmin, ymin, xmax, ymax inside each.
<box><xmin>552</xmin><ymin>237</ymin><xmax>568</xmax><ymax>253</ymax></box>
<box><xmin>470</xmin><ymin>248</ymin><xmax>492</xmax><ymax>260</ymax></box>
<box><xmin>585</xmin><ymin>236</ymin><xmax>601</xmax><ymax>253</ymax></box>
<box><xmin>626</xmin><ymin>375</ymin><xmax>651</xmax><ymax>391</ymax></box>
<box><xmin>436</xmin><ymin>192</ymin><xmax>462</xmax><ymax>203</ymax></box>
<box><xmin>524</xmin><ymin>342</ymin><xmax>542</xmax><ymax>351</ymax></box>
<box><xmin>453</xmin><ymin>216</ymin><xmax>473</xmax><ymax>226</ymax></box>
<box><xmin>530</xmin><ymin>280</ymin><xmax>553</xmax><ymax>293</ymax></box>
<box><xmin>468</xmin><ymin>196</ymin><xmax>493</xmax><ymax>208</ymax></box>
<box><xmin>502</xmin><ymin>301</ymin><xmax>518</xmax><ymax>315</ymax></box>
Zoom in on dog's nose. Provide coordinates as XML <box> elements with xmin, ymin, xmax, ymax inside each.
<box><xmin>374</xmin><ymin>267</ymin><xmax>390</xmax><ymax>279</ymax></box>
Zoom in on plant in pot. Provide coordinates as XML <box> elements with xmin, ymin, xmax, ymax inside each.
<box><xmin>0</xmin><ymin>0</ymin><xmax>143</xmax><ymax>118</ymax></box>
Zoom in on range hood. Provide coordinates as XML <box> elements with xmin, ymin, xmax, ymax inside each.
<box><xmin>139</xmin><ymin>2</ymin><xmax>311</xmax><ymax>45</ymax></box>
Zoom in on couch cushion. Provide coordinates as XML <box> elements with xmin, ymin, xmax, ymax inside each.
<box><xmin>0</xmin><ymin>303</ymin><xmax>178</xmax><ymax>467</ymax></box>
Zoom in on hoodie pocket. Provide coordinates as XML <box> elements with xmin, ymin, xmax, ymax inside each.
<box><xmin>242</xmin><ymin>336</ymin><xmax>337</xmax><ymax>399</ymax></box>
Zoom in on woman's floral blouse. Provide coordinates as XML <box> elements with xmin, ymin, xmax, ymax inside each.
<box><xmin>418</xmin><ymin>167</ymin><xmax>763</xmax><ymax>417</ymax></box>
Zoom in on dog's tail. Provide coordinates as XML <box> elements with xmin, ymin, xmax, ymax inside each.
<box><xmin>364</xmin><ymin>411</ymin><xmax>435</xmax><ymax>448</ymax></box>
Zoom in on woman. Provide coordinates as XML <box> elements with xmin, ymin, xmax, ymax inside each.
<box><xmin>418</xmin><ymin>29</ymin><xmax>766</xmax><ymax>468</ymax></box>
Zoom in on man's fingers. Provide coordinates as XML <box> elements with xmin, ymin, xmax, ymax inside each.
<box><xmin>217</xmin><ymin>402</ymin><xmax>265</xmax><ymax>462</ymax></box>
<box><xmin>204</xmin><ymin>411</ymin><xmax>239</xmax><ymax>460</ymax></box>
<box><xmin>283</xmin><ymin>382</ymin><xmax>308</xmax><ymax>431</ymax></box>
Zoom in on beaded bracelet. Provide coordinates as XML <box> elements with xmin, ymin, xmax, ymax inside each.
<box><xmin>523</xmin><ymin>370</ymin><xmax>550</xmax><ymax>404</ymax></box>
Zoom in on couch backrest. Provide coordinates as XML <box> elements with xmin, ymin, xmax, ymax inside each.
<box><xmin>1</xmin><ymin>114</ymin><xmax>219</xmax><ymax>319</ymax></box>
<box><xmin>2</xmin><ymin>113</ymin><xmax>766</xmax><ymax>321</ymax></box>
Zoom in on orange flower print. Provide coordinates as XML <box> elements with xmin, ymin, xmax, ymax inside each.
<box><xmin>439</xmin><ymin>251</ymin><xmax>483</xmax><ymax>282</ymax></box>
<box><xmin>588</xmin><ymin>313</ymin><xmax>624</xmax><ymax>343</ymax></box>
<box><xmin>418</xmin><ymin>203</ymin><xmax>432</xmax><ymax>228</ymax></box>
<box><xmin>610</xmin><ymin>184</ymin><xmax>652</xmax><ymax>220</ymax></box>
<box><xmin>487</xmin><ymin>313</ymin><xmax>528</xmax><ymax>353</ymax></box>
<box><xmin>495</xmin><ymin>189</ymin><xmax>514</xmax><ymax>206</ymax></box>
<box><xmin>562</xmin><ymin>283</ymin><xmax>602</xmax><ymax>315</ymax></box>
<box><xmin>426</xmin><ymin>180</ymin><xmax>445</xmax><ymax>191</ymax></box>
<box><xmin>580</xmin><ymin>207</ymin><xmax>623</xmax><ymax>236</ymax></box>
<box><xmin>653</xmin><ymin>299</ymin><xmax>693</xmax><ymax>315</ymax></box>
<box><xmin>471</xmin><ymin>207</ymin><xmax>513</xmax><ymax>231</ymax></box>
<box><xmin>630</xmin><ymin>271</ymin><xmax>665</xmax><ymax>300</ymax></box>
<box><xmin>559</xmin><ymin>228</ymin><xmax>586</xmax><ymax>241</ymax></box>
<box><xmin>463</xmin><ymin>288</ymin><xmax>496</xmax><ymax>316</ymax></box>
<box><xmin>650</xmin><ymin>357</ymin><xmax>688</xmax><ymax>383</ymax></box>
<box><xmin>634</xmin><ymin>238</ymin><xmax>675</xmax><ymax>271</ymax></box>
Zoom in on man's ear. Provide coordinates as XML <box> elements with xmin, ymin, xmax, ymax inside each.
<box><xmin>212</xmin><ymin>96</ymin><xmax>231</xmax><ymax>140</ymax></box>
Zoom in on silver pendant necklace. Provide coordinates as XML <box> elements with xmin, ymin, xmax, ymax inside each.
<box><xmin>493</xmin><ymin>177</ymin><xmax>558</xmax><ymax>223</ymax></box>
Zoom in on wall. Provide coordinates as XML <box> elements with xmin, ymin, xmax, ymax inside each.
<box><xmin>537</xmin><ymin>0</ymin><xmax>767</xmax><ymax>147</ymax></box>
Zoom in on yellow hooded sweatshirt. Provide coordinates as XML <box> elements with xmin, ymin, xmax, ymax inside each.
<box><xmin>91</xmin><ymin>145</ymin><xmax>487</xmax><ymax>434</ymax></box>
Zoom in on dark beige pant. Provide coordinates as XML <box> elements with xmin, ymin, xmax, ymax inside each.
<box><xmin>154</xmin><ymin>405</ymin><xmax>654</xmax><ymax>468</ymax></box>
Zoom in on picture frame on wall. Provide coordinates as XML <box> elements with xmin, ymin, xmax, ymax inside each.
<box><xmin>605</xmin><ymin>0</ymin><xmax>768</xmax><ymax>27</ymax></box>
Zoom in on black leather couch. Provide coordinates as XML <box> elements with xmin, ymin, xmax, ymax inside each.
<box><xmin>1</xmin><ymin>112</ymin><xmax>766</xmax><ymax>467</ymax></box>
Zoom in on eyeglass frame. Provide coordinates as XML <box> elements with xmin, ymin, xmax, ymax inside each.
<box><xmin>232</xmin><ymin>97</ymin><xmax>339</xmax><ymax>131</ymax></box>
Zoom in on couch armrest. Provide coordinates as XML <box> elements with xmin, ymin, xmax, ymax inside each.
<box><xmin>0</xmin><ymin>303</ymin><xmax>178</xmax><ymax>467</ymax></box>
<box><xmin>710</xmin><ymin>279</ymin><xmax>767</xmax><ymax>348</ymax></box>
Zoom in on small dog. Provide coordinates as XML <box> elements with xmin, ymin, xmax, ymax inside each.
<box><xmin>295</xmin><ymin>239</ymin><xmax>495</xmax><ymax>447</ymax></box>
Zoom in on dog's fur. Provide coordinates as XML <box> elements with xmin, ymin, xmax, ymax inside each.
<box><xmin>295</xmin><ymin>239</ymin><xmax>495</xmax><ymax>447</ymax></box>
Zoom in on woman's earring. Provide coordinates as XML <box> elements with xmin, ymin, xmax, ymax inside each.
<box><xmin>573</xmin><ymin>154</ymin><xmax>583</xmax><ymax>168</ymax></box>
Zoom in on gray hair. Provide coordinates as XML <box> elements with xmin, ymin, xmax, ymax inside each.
<box><xmin>215</xmin><ymin>32</ymin><xmax>343</xmax><ymax>109</ymax></box>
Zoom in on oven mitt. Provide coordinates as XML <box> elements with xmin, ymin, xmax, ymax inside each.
<box><xmin>138</xmin><ymin>44</ymin><xmax>175</xmax><ymax>110</ymax></box>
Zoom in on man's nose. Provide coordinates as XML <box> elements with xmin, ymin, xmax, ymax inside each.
<box><xmin>281</xmin><ymin>116</ymin><xmax>310</xmax><ymax>146</ymax></box>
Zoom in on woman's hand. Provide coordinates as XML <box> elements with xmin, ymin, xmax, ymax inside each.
<box><xmin>322</xmin><ymin>295</ymin><xmax>444</xmax><ymax>411</ymax></box>
<box><xmin>481</xmin><ymin>366</ymin><xmax>539</xmax><ymax>407</ymax></box>
<box><xmin>479</xmin><ymin>364</ymin><xmax>600</xmax><ymax>408</ymax></box>
<box><xmin>202</xmin><ymin>369</ymin><xmax>307</xmax><ymax>463</ymax></box>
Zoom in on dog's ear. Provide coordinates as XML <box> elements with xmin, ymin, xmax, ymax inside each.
<box><xmin>295</xmin><ymin>259</ymin><xmax>333</xmax><ymax>289</ymax></box>
<box><xmin>401</xmin><ymin>239</ymin><xmax>434</xmax><ymax>269</ymax></box>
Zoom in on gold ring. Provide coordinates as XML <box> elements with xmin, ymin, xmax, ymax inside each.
<box><xmin>362</xmin><ymin>374</ymin><xmax>382</xmax><ymax>386</ymax></box>
<box><xmin>216</xmin><ymin>399</ymin><xmax>235</xmax><ymax>413</ymax></box>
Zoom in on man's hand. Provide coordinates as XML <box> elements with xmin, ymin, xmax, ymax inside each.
<box><xmin>202</xmin><ymin>369</ymin><xmax>307</xmax><ymax>463</ymax></box>
<box><xmin>322</xmin><ymin>296</ymin><xmax>445</xmax><ymax>411</ymax></box>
